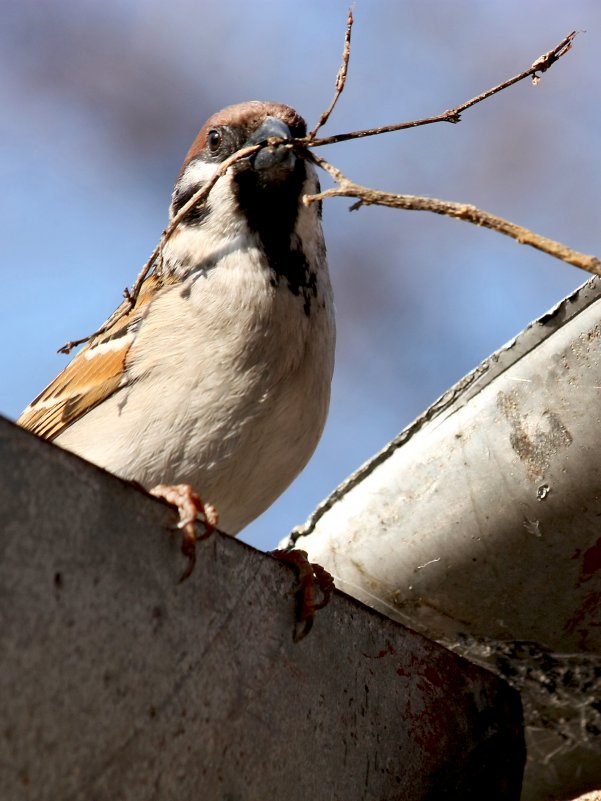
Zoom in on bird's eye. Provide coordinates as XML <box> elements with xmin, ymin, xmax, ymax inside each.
<box><xmin>207</xmin><ymin>129</ymin><xmax>222</xmax><ymax>153</ymax></box>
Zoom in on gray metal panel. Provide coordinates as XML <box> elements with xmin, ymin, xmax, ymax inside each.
<box><xmin>0</xmin><ymin>417</ymin><xmax>524</xmax><ymax>801</ymax></box>
<box><xmin>289</xmin><ymin>278</ymin><xmax>601</xmax><ymax>801</ymax></box>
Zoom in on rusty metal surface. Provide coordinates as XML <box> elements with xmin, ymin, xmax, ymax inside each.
<box><xmin>287</xmin><ymin>277</ymin><xmax>601</xmax><ymax>801</ymax></box>
<box><xmin>0</xmin><ymin>417</ymin><xmax>524</xmax><ymax>801</ymax></box>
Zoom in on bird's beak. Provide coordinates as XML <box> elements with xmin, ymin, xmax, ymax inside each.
<box><xmin>245</xmin><ymin>116</ymin><xmax>296</xmax><ymax>176</ymax></box>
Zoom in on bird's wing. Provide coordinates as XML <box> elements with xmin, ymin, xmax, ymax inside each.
<box><xmin>18</xmin><ymin>273</ymin><xmax>162</xmax><ymax>441</ymax></box>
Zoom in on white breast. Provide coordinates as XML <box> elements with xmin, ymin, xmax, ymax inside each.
<box><xmin>56</xmin><ymin>243</ymin><xmax>335</xmax><ymax>534</ymax></box>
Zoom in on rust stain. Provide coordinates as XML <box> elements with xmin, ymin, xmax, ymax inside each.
<box><xmin>580</xmin><ymin>537</ymin><xmax>601</xmax><ymax>583</ymax></box>
<box><xmin>568</xmin><ymin>535</ymin><xmax>601</xmax><ymax>650</ymax></box>
<box><xmin>563</xmin><ymin>590</ymin><xmax>601</xmax><ymax>650</ymax></box>
<box><xmin>421</xmin><ymin>664</ymin><xmax>446</xmax><ymax>688</ymax></box>
<box><xmin>396</xmin><ymin>656</ymin><xmax>446</xmax><ymax>689</ymax></box>
<box><xmin>497</xmin><ymin>390</ymin><xmax>573</xmax><ymax>480</ymax></box>
<box><xmin>362</xmin><ymin>640</ymin><xmax>396</xmax><ymax>660</ymax></box>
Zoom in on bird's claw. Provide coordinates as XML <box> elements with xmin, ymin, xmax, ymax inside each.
<box><xmin>271</xmin><ymin>548</ymin><xmax>335</xmax><ymax>642</ymax></box>
<box><xmin>150</xmin><ymin>484</ymin><xmax>218</xmax><ymax>582</ymax></box>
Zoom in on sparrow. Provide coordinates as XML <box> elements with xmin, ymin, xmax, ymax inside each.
<box><xmin>18</xmin><ymin>101</ymin><xmax>336</xmax><ymax>576</ymax></box>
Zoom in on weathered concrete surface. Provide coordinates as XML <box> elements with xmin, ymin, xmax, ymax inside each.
<box><xmin>0</xmin><ymin>416</ymin><xmax>524</xmax><ymax>800</ymax></box>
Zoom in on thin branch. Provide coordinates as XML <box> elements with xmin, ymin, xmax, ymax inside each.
<box><xmin>306</xmin><ymin>154</ymin><xmax>601</xmax><ymax>279</ymax></box>
<box><xmin>59</xmin><ymin>143</ymin><xmax>262</xmax><ymax>354</ymax></box>
<box><xmin>58</xmin><ymin>27</ymin><xmax>581</xmax><ymax>354</ymax></box>
<box><xmin>308</xmin><ymin>8</ymin><xmax>354</xmax><ymax>139</ymax></box>
<box><xmin>302</xmin><ymin>30</ymin><xmax>577</xmax><ymax>149</ymax></box>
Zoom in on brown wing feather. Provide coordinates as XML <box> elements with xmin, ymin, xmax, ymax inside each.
<box><xmin>18</xmin><ymin>345</ymin><xmax>129</xmax><ymax>440</ymax></box>
<box><xmin>18</xmin><ymin>274</ymin><xmax>162</xmax><ymax>441</ymax></box>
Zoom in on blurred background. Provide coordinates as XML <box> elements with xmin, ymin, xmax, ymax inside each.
<box><xmin>1</xmin><ymin>0</ymin><xmax>599</xmax><ymax>551</ymax></box>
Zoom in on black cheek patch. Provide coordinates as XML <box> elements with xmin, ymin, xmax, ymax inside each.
<box><xmin>170</xmin><ymin>182</ymin><xmax>211</xmax><ymax>226</ymax></box>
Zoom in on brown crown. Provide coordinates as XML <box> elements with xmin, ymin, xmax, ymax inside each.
<box><xmin>181</xmin><ymin>101</ymin><xmax>306</xmax><ymax>169</ymax></box>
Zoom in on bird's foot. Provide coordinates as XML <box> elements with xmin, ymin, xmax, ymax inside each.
<box><xmin>271</xmin><ymin>548</ymin><xmax>335</xmax><ymax>642</ymax></box>
<box><xmin>150</xmin><ymin>483</ymin><xmax>219</xmax><ymax>582</ymax></box>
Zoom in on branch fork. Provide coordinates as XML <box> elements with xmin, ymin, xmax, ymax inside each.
<box><xmin>59</xmin><ymin>17</ymin><xmax>586</xmax><ymax>355</ymax></box>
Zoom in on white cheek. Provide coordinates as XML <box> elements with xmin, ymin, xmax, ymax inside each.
<box><xmin>203</xmin><ymin>177</ymin><xmax>249</xmax><ymax>238</ymax></box>
<box><xmin>175</xmin><ymin>159</ymin><xmax>220</xmax><ymax>192</ymax></box>
<box><xmin>174</xmin><ymin>160</ymin><xmax>248</xmax><ymax>232</ymax></box>
<box><xmin>166</xmin><ymin>164</ymin><xmax>254</xmax><ymax>271</ymax></box>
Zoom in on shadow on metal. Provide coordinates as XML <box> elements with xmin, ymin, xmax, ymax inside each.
<box><xmin>287</xmin><ymin>277</ymin><xmax>601</xmax><ymax>801</ymax></box>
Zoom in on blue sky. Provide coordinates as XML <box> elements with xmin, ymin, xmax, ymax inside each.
<box><xmin>1</xmin><ymin>0</ymin><xmax>599</xmax><ymax>550</ymax></box>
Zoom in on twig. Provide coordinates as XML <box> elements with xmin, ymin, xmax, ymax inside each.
<box><xmin>59</xmin><ymin>143</ymin><xmax>261</xmax><ymax>353</ymax></box>
<box><xmin>302</xmin><ymin>30</ymin><xmax>577</xmax><ymax>149</ymax></box>
<box><xmin>306</xmin><ymin>154</ymin><xmax>601</xmax><ymax>278</ymax></box>
<box><xmin>308</xmin><ymin>8</ymin><xmax>354</xmax><ymax>139</ymax></box>
<box><xmin>58</xmin><ymin>27</ymin><xmax>581</xmax><ymax>354</ymax></box>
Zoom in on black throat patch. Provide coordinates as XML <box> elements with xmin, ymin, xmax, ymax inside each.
<box><xmin>233</xmin><ymin>159</ymin><xmax>318</xmax><ymax>316</ymax></box>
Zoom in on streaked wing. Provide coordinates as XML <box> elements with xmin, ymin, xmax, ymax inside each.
<box><xmin>18</xmin><ymin>274</ymin><xmax>161</xmax><ymax>440</ymax></box>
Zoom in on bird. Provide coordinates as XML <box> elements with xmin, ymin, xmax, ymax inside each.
<box><xmin>18</xmin><ymin>100</ymin><xmax>336</xmax><ymax>580</ymax></box>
